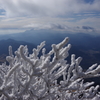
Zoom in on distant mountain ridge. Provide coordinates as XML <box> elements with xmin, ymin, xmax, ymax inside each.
<box><xmin>0</xmin><ymin>39</ymin><xmax>36</xmax><ymax>64</ymax></box>
<box><xmin>0</xmin><ymin>29</ymin><xmax>100</xmax><ymax>68</ymax></box>
<box><xmin>0</xmin><ymin>29</ymin><xmax>100</xmax><ymax>47</ymax></box>
<box><xmin>0</xmin><ymin>31</ymin><xmax>100</xmax><ymax>85</ymax></box>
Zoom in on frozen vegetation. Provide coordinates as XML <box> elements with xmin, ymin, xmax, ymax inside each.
<box><xmin>0</xmin><ymin>37</ymin><xmax>100</xmax><ymax>100</ymax></box>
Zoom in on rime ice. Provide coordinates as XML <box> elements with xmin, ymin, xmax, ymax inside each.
<box><xmin>0</xmin><ymin>37</ymin><xmax>100</xmax><ymax>100</ymax></box>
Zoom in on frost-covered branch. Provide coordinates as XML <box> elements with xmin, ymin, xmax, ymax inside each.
<box><xmin>0</xmin><ymin>37</ymin><xmax>100</xmax><ymax>100</ymax></box>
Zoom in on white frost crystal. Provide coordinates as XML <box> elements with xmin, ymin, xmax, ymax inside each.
<box><xmin>0</xmin><ymin>37</ymin><xmax>100</xmax><ymax>100</ymax></box>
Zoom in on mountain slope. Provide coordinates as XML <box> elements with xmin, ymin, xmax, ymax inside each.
<box><xmin>0</xmin><ymin>39</ymin><xmax>36</xmax><ymax>63</ymax></box>
<box><xmin>0</xmin><ymin>36</ymin><xmax>100</xmax><ymax>85</ymax></box>
<box><xmin>0</xmin><ymin>29</ymin><xmax>100</xmax><ymax>68</ymax></box>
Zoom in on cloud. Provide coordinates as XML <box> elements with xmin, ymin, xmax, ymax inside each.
<box><xmin>0</xmin><ymin>16</ymin><xmax>99</xmax><ymax>35</ymax></box>
<box><xmin>82</xmin><ymin>26</ymin><xmax>96</xmax><ymax>32</ymax></box>
<box><xmin>24</xmin><ymin>22</ymin><xmax>98</xmax><ymax>34</ymax></box>
<box><xmin>24</xmin><ymin>23</ymin><xmax>70</xmax><ymax>31</ymax></box>
<box><xmin>82</xmin><ymin>26</ymin><xmax>94</xmax><ymax>30</ymax></box>
<box><xmin>82</xmin><ymin>26</ymin><xmax>95</xmax><ymax>32</ymax></box>
<box><xmin>0</xmin><ymin>0</ymin><xmax>100</xmax><ymax>17</ymax></box>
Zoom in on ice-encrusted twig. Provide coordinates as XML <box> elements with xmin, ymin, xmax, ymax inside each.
<box><xmin>0</xmin><ymin>37</ymin><xmax>99</xmax><ymax>100</ymax></box>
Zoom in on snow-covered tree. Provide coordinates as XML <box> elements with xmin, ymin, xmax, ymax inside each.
<box><xmin>0</xmin><ymin>37</ymin><xmax>100</xmax><ymax>100</ymax></box>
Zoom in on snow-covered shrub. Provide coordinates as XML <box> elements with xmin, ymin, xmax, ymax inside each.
<box><xmin>0</xmin><ymin>37</ymin><xmax>100</xmax><ymax>100</ymax></box>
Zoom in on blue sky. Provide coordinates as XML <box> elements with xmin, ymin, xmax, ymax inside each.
<box><xmin>0</xmin><ymin>0</ymin><xmax>100</xmax><ymax>35</ymax></box>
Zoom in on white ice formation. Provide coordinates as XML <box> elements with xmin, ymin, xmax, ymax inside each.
<box><xmin>0</xmin><ymin>37</ymin><xmax>100</xmax><ymax>100</ymax></box>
